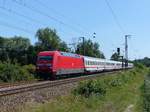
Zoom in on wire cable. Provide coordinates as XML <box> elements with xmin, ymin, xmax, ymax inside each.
<box><xmin>0</xmin><ymin>8</ymin><xmax>32</xmax><ymax>26</ymax></box>
<box><xmin>104</xmin><ymin>0</ymin><xmax>125</xmax><ymax>34</ymax></box>
<box><xmin>0</xmin><ymin>6</ymin><xmax>47</xmax><ymax>27</ymax></box>
<box><xmin>36</xmin><ymin>0</ymin><xmax>91</xmax><ymax>35</ymax></box>
<box><xmin>13</xmin><ymin>0</ymin><xmax>85</xmax><ymax>35</ymax></box>
<box><xmin>0</xmin><ymin>20</ymin><xmax>34</xmax><ymax>34</ymax></box>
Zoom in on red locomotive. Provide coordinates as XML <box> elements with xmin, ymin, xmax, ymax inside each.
<box><xmin>36</xmin><ymin>51</ymin><xmax>133</xmax><ymax>79</ymax></box>
<box><xmin>36</xmin><ymin>51</ymin><xmax>85</xmax><ymax>79</ymax></box>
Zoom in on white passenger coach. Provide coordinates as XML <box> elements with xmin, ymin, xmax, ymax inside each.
<box><xmin>83</xmin><ymin>56</ymin><xmax>133</xmax><ymax>72</ymax></box>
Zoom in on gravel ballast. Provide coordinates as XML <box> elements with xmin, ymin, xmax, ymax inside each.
<box><xmin>0</xmin><ymin>82</ymin><xmax>77</xmax><ymax>112</ymax></box>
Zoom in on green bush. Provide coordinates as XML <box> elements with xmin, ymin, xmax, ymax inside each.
<box><xmin>0</xmin><ymin>62</ymin><xmax>34</xmax><ymax>82</ymax></box>
<box><xmin>73</xmin><ymin>80</ymin><xmax>107</xmax><ymax>97</ymax></box>
<box><xmin>73</xmin><ymin>67</ymin><xmax>147</xmax><ymax>98</ymax></box>
<box><xmin>109</xmin><ymin>77</ymin><xmax>123</xmax><ymax>87</ymax></box>
<box><xmin>134</xmin><ymin>62</ymin><xmax>145</xmax><ymax>69</ymax></box>
<box><xmin>23</xmin><ymin>64</ymin><xmax>36</xmax><ymax>75</ymax></box>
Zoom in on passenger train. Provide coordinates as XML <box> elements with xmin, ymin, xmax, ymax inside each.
<box><xmin>36</xmin><ymin>51</ymin><xmax>133</xmax><ymax>79</ymax></box>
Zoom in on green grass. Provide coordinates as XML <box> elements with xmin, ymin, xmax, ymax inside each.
<box><xmin>22</xmin><ymin>66</ymin><xmax>149</xmax><ymax>112</ymax></box>
<box><xmin>142</xmin><ymin>73</ymin><xmax>150</xmax><ymax>112</ymax></box>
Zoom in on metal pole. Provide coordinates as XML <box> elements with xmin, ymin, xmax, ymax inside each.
<box><xmin>80</xmin><ymin>32</ymin><xmax>96</xmax><ymax>55</ymax></box>
<box><xmin>121</xmin><ymin>56</ymin><xmax>124</xmax><ymax>69</ymax></box>
<box><xmin>125</xmin><ymin>35</ymin><xmax>130</xmax><ymax>67</ymax></box>
<box><xmin>82</xmin><ymin>37</ymin><xmax>85</xmax><ymax>55</ymax></box>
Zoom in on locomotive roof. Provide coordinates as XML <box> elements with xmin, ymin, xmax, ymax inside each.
<box><xmin>38</xmin><ymin>51</ymin><xmax>82</xmax><ymax>58</ymax></box>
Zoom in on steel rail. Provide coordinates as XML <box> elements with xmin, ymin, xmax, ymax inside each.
<box><xmin>0</xmin><ymin>80</ymin><xmax>39</xmax><ymax>89</ymax></box>
<box><xmin>0</xmin><ymin>71</ymin><xmax>121</xmax><ymax>97</ymax></box>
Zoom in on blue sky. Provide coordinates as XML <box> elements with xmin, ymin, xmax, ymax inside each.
<box><xmin>0</xmin><ymin>0</ymin><xmax>149</xmax><ymax>60</ymax></box>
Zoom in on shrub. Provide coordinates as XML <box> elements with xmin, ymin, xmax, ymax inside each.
<box><xmin>73</xmin><ymin>80</ymin><xmax>107</xmax><ymax>97</ymax></box>
<box><xmin>0</xmin><ymin>62</ymin><xmax>34</xmax><ymax>82</ymax></box>
<box><xmin>23</xmin><ymin>64</ymin><xmax>36</xmax><ymax>75</ymax></box>
<box><xmin>73</xmin><ymin>67</ymin><xmax>147</xmax><ymax>98</ymax></box>
<box><xmin>134</xmin><ymin>63</ymin><xmax>145</xmax><ymax>69</ymax></box>
<box><xmin>109</xmin><ymin>77</ymin><xmax>123</xmax><ymax>87</ymax></box>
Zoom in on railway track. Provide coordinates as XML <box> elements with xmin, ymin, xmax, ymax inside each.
<box><xmin>0</xmin><ymin>80</ymin><xmax>39</xmax><ymax>89</ymax></box>
<box><xmin>0</xmin><ymin>71</ymin><xmax>121</xmax><ymax>97</ymax></box>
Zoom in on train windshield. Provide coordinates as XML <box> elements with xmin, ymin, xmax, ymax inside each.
<box><xmin>38</xmin><ymin>56</ymin><xmax>53</xmax><ymax>61</ymax></box>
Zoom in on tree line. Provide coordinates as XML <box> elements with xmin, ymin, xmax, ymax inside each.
<box><xmin>0</xmin><ymin>27</ymin><xmax>105</xmax><ymax>65</ymax></box>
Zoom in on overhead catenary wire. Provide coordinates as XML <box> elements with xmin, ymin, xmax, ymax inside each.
<box><xmin>104</xmin><ymin>0</ymin><xmax>125</xmax><ymax>34</ymax></box>
<box><xmin>0</xmin><ymin>6</ymin><xmax>47</xmax><ymax>27</ymax></box>
<box><xmin>12</xmin><ymin>0</ymin><xmax>86</xmax><ymax>35</ymax></box>
<box><xmin>0</xmin><ymin>20</ymin><xmax>34</xmax><ymax>34</ymax></box>
<box><xmin>0</xmin><ymin>5</ymin><xmax>74</xmax><ymax>37</ymax></box>
<box><xmin>0</xmin><ymin>8</ymin><xmax>32</xmax><ymax>26</ymax></box>
<box><xmin>36</xmin><ymin>0</ymin><xmax>92</xmax><ymax>36</ymax></box>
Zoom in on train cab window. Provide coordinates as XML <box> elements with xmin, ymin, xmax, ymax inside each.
<box><xmin>38</xmin><ymin>56</ymin><xmax>53</xmax><ymax>61</ymax></box>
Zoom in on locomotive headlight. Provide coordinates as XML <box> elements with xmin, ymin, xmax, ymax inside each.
<box><xmin>47</xmin><ymin>64</ymin><xmax>52</xmax><ymax>67</ymax></box>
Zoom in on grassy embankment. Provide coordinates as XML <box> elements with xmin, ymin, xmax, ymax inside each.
<box><xmin>143</xmin><ymin>72</ymin><xmax>150</xmax><ymax>112</ymax></box>
<box><xmin>22</xmin><ymin>64</ymin><xmax>149</xmax><ymax>112</ymax></box>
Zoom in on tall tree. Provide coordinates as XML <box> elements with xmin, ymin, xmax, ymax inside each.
<box><xmin>134</xmin><ymin>57</ymin><xmax>150</xmax><ymax>67</ymax></box>
<box><xmin>59</xmin><ymin>41</ymin><xmax>70</xmax><ymax>52</ymax></box>
<box><xmin>35</xmin><ymin>27</ymin><xmax>70</xmax><ymax>52</ymax></box>
<box><xmin>36</xmin><ymin>28</ymin><xmax>61</xmax><ymax>51</ymax></box>
<box><xmin>110</xmin><ymin>52</ymin><xmax>120</xmax><ymax>61</ymax></box>
<box><xmin>76</xmin><ymin>39</ymin><xmax>105</xmax><ymax>58</ymax></box>
<box><xmin>0</xmin><ymin>36</ymin><xmax>31</xmax><ymax>64</ymax></box>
